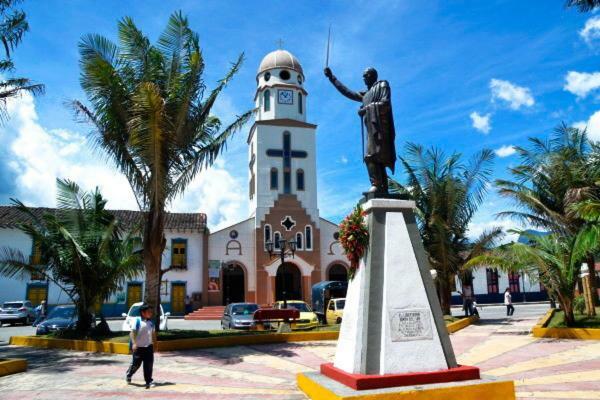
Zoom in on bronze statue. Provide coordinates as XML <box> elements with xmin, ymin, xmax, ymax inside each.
<box><xmin>324</xmin><ymin>66</ymin><xmax>396</xmax><ymax>195</ymax></box>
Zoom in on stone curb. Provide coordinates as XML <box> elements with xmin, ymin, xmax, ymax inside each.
<box><xmin>8</xmin><ymin>331</ymin><xmax>340</xmax><ymax>355</ymax></box>
<box><xmin>0</xmin><ymin>358</ymin><xmax>27</xmax><ymax>377</ymax></box>
<box><xmin>532</xmin><ymin>308</ymin><xmax>600</xmax><ymax>340</ymax></box>
<box><xmin>446</xmin><ymin>316</ymin><xmax>479</xmax><ymax>334</ymax></box>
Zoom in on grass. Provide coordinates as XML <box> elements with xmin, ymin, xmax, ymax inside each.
<box><xmin>546</xmin><ymin>307</ymin><xmax>600</xmax><ymax>329</ymax></box>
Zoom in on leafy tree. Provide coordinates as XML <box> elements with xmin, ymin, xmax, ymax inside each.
<box><xmin>0</xmin><ymin>179</ymin><xmax>142</xmax><ymax>333</ymax></box>
<box><xmin>566</xmin><ymin>0</ymin><xmax>600</xmax><ymax>12</ymax></box>
<box><xmin>0</xmin><ymin>0</ymin><xmax>44</xmax><ymax>122</ymax></box>
<box><xmin>496</xmin><ymin>124</ymin><xmax>600</xmax><ymax>311</ymax></box>
<box><xmin>72</xmin><ymin>12</ymin><xmax>252</xmax><ymax>326</ymax></box>
<box><xmin>466</xmin><ymin>231</ymin><xmax>599</xmax><ymax>326</ymax></box>
<box><xmin>389</xmin><ymin>143</ymin><xmax>503</xmax><ymax>314</ymax></box>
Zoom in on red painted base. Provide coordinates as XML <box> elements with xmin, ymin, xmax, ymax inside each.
<box><xmin>320</xmin><ymin>363</ymin><xmax>481</xmax><ymax>391</ymax></box>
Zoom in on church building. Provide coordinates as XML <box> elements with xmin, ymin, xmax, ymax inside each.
<box><xmin>205</xmin><ymin>49</ymin><xmax>349</xmax><ymax>306</ymax></box>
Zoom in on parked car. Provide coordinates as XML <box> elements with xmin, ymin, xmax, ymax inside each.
<box><xmin>325</xmin><ymin>298</ymin><xmax>345</xmax><ymax>325</ymax></box>
<box><xmin>36</xmin><ymin>304</ymin><xmax>77</xmax><ymax>335</ymax></box>
<box><xmin>0</xmin><ymin>301</ymin><xmax>36</xmax><ymax>326</ymax></box>
<box><xmin>221</xmin><ymin>303</ymin><xmax>259</xmax><ymax>330</ymax></box>
<box><xmin>272</xmin><ymin>300</ymin><xmax>319</xmax><ymax>329</ymax></box>
<box><xmin>122</xmin><ymin>302</ymin><xmax>169</xmax><ymax>331</ymax></box>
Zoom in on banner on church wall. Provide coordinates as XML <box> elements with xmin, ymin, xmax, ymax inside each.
<box><xmin>208</xmin><ymin>260</ymin><xmax>221</xmax><ymax>291</ymax></box>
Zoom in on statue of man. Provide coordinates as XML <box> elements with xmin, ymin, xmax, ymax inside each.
<box><xmin>324</xmin><ymin>66</ymin><xmax>396</xmax><ymax>195</ymax></box>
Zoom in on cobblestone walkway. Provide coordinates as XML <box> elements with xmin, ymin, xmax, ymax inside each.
<box><xmin>0</xmin><ymin>314</ymin><xmax>598</xmax><ymax>399</ymax></box>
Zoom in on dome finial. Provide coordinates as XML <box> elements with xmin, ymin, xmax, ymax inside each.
<box><xmin>277</xmin><ymin>38</ymin><xmax>284</xmax><ymax>49</ymax></box>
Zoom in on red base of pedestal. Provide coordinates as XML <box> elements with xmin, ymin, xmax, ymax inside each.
<box><xmin>320</xmin><ymin>363</ymin><xmax>481</xmax><ymax>391</ymax></box>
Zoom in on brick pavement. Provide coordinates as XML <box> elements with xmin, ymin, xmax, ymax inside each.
<box><xmin>0</xmin><ymin>314</ymin><xmax>599</xmax><ymax>399</ymax></box>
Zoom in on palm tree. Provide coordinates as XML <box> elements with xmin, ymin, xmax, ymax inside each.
<box><xmin>389</xmin><ymin>143</ymin><xmax>503</xmax><ymax>314</ymax></box>
<box><xmin>71</xmin><ymin>12</ymin><xmax>252</xmax><ymax>326</ymax></box>
<box><xmin>0</xmin><ymin>179</ymin><xmax>142</xmax><ymax>333</ymax></box>
<box><xmin>0</xmin><ymin>0</ymin><xmax>44</xmax><ymax>122</ymax></box>
<box><xmin>566</xmin><ymin>0</ymin><xmax>600</xmax><ymax>12</ymax></box>
<box><xmin>496</xmin><ymin>124</ymin><xmax>600</xmax><ymax>310</ymax></box>
<box><xmin>466</xmin><ymin>231</ymin><xmax>599</xmax><ymax>326</ymax></box>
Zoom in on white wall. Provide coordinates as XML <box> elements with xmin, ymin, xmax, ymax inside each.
<box><xmin>208</xmin><ymin>218</ymin><xmax>256</xmax><ymax>291</ymax></box>
<box><xmin>319</xmin><ymin>218</ymin><xmax>347</xmax><ymax>280</ymax></box>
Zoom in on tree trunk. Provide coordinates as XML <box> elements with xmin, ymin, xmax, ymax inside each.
<box><xmin>559</xmin><ymin>296</ymin><xmax>575</xmax><ymax>327</ymax></box>
<box><xmin>436</xmin><ymin>273</ymin><xmax>452</xmax><ymax>315</ymax></box>
<box><xmin>587</xmin><ymin>255</ymin><xmax>598</xmax><ymax>310</ymax></box>
<box><xmin>142</xmin><ymin>205</ymin><xmax>166</xmax><ymax>331</ymax></box>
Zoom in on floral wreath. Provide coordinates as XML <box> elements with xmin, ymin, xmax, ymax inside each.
<box><xmin>338</xmin><ymin>204</ymin><xmax>369</xmax><ymax>280</ymax></box>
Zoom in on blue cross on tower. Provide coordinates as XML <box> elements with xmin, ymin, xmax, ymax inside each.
<box><xmin>266</xmin><ymin>132</ymin><xmax>307</xmax><ymax>194</ymax></box>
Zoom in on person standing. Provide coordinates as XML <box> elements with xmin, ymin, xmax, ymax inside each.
<box><xmin>184</xmin><ymin>295</ymin><xmax>192</xmax><ymax>315</ymax></box>
<box><xmin>34</xmin><ymin>300</ymin><xmax>47</xmax><ymax>326</ymax></box>
<box><xmin>126</xmin><ymin>304</ymin><xmax>156</xmax><ymax>388</ymax></box>
<box><xmin>504</xmin><ymin>288</ymin><xmax>515</xmax><ymax>316</ymax></box>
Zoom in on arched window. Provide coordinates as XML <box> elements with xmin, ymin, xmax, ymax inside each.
<box><xmin>298</xmin><ymin>92</ymin><xmax>303</xmax><ymax>114</ymax></box>
<box><xmin>264</xmin><ymin>224</ymin><xmax>272</xmax><ymax>247</ymax></box>
<box><xmin>270</xmin><ymin>168</ymin><xmax>278</xmax><ymax>190</ymax></box>
<box><xmin>263</xmin><ymin>90</ymin><xmax>271</xmax><ymax>112</ymax></box>
<box><xmin>296</xmin><ymin>232</ymin><xmax>303</xmax><ymax>250</ymax></box>
<box><xmin>274</xmin><ymin>232</ymin><xmax>281</xmax><ymax>249</ymax></box>
<box><xmin>296</xmin><ymin>169</ymin><xmax>305</xmax><ymax>191</ymax></box>
<box><xmin>305</xmin><ymin>226</ymin><xmax>313</xmax><ymax>250</ymax></box>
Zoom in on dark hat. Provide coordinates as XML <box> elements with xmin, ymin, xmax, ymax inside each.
<box><xmin>139</xmin><ymin>304</ymin><xmax>151</xmax><ymax>313</ymax></box>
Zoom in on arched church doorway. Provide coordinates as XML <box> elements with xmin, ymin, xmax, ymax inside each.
<box><xmin>276</xmin><ymin>262</ymin><xmax>302</xmax><ymax>301</ymax></box>
<box><xmin>222</xmin><ymin>263</ymin><xmax>245</xmax><ymax>305</ymax></box>
<box><xmin>328</xmin><ymin>264</ymin><xmax>348</xmax><ymax>282</ymax></box>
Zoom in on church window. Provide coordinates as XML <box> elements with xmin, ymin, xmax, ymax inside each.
<box><xmin>508</xmin><ymin>272</ymin><xmax>520</xmax><ymax>293</ymax></box>
<box><xmin>264</xmin><ymin>224</ymin><xmax>272</xmax><ymax>247</ymax></box>
<box><xmin>296</xmin><ymin>169</ymin><xmax>305</xmax><ymax>191</ymax></box>
<box><xmin>305</xmin><ymin>226</ymin><xmax>313</xmax><ymax>250</ymax></box>
<box><xmin>297</xmin><ymin>75</ymin><xmax>302</xmax><ymax>84</ymax></box>
<box><xmin>270</xmin><ymin>168</ymin><xmax>278</xmax><ymax>190</ymax></box>
<box><xmin>264</xmin><ymin>90</ymin><xmax>271</xmax><ymax>112</ymax></box>
<box><xmin>279</xmin><ymin>70</ymin><xmax>290</xmax><ymax>80</ymax></box>
<box><xmin>171</xmin><ymin>238</ymin><xmax>187</xmax><ymax>268</ymax></box>
<box><xmin>264</xmin><ymin>72</ymin><xmax>271</xmax><ymax>82</ymax></box>
<box><xmin>298</xmin><ymin>93</ymin><xmax>303</xmax><ymax>114</ymax></box>
<box><xmin>296</xmin><ymin>232</ymin><xmax>303</xmax><ymax>250</ymax></box>
<box><xmin>274</xmin><ymin>232</ymin><xmax>281</xmax><ymax>249</ymax></box>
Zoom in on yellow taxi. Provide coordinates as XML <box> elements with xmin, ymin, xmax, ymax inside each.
<box><xmin>273</xmin><ymin>300</ymin><xmax>319</xmax><ymax>330</ymax></box>
<box><xmin>326</xmin><ymin>298</ymin><xmax>345</xmax><ymax>325</ymax></box>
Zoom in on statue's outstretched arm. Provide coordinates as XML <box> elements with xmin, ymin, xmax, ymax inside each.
<box><xmin>325</xmin><ymin>68</ymin><xmax>362</xmax><ymax>102</ymax></box>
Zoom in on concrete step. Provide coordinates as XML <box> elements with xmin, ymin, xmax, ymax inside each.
<box><xmin>184</xmin><ymin>315</ymin><xmax>222</xmax><ymax>320</ymax></box>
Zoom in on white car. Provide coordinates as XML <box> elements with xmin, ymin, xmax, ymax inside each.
<box><xmin>121</xmin><ymin>302</ymin><xmax>170</xmax><ymax>331</ymax></box>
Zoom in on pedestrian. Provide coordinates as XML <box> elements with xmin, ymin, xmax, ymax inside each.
<box><xmin>471</xmin><ymin>300</ymin><xmax>479</xmax><ymax>317</ymax></box>
<box><xmin>126</xmin><ymin>304</ymin><xmax>156</xmax><ymax>388</ymax></box>
<box><xmin>185</xmin><ymin>295</ymin><xmax>192</xmax><ymax>315</ymax></box>
<box><xmin>33</xmin><ymin>300</ymin><xmax>47</xmax><ymax>326</ymax></box>
<box><xmin>504</xmin><ymin>287</ymin><xmax>515</xmax><ymax>316</ymax></box>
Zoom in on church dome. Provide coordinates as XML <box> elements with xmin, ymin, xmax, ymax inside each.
<box><xmin>258</xmin><ymin>49</ymin><xmax>304</xmax><ymax>76</ymax></box>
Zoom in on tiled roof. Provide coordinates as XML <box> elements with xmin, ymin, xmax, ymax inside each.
<box><xmin>0</xmin><ymin>206</ymin><xmax>207</xmax><ymax>232</ymax></box>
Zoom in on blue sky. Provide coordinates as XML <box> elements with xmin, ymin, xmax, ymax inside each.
<box><xmin>0</xmin><ymin>1</ymin><xmax>599</xmax><ymax>237</ymax></box>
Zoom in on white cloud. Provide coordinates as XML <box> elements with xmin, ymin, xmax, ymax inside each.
<box><xmin>580</xmin><ymin>16</ymin><xmax>600</xmax><ymax>44</ymax></box>
<box><xmin>564</xmin><ymin>71</ymin><xmax>600</xmax><ymax>98</ymax></box>
<box><xmin>469</xmin><ymin>112</ymin><xmax>491</xmax><ymax>134</ymax></box>
<box><xmin>3</xmin><ymin>92</ymin><xmax>249</xmax><ymax>231</ymax></box>
<box><xmin>339</xmin><ymin>155</ymin><xmax>348</xmax><ymax>164</ymax></box>
<box><xmin>573</xmin><ymin>110</ymin><xmax>600</xmax><ymax>141</ymax></box>
<box><xmin>489</xmin><ymin>79</ymin><xmax>535</xmax><ymax>110</ymax></box>
<box><xmin>467</xmin><ymin>217</ymin><xmax>522</xmax><ymax>245</ymax></box>
<box><xmin>494</xmin><ymin>145</ymin><xmax>516</xmax><ymax>158</ymax></box>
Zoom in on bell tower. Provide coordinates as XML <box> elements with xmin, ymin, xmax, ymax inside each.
<box><xmin>248</xmin><ymin>49</ymin><xmax>318</xmax><ymax>224</ymax></box>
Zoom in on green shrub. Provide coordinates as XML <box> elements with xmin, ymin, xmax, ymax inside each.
<box><xmin>573</xmin><ymin>295</ymin><xmax>586</xmax><ymax>315</ymax></box>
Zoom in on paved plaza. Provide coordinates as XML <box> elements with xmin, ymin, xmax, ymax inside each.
<box><xmin>0</xmin><ymin>309</ymin><xmax>599</xmax><ymax>399</ymax></box>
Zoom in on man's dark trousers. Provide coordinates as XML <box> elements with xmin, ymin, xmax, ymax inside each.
<box><xmin>127</xmin><ymin>345</ymin><xmax>154</xmax><ymax>384</ymax></box>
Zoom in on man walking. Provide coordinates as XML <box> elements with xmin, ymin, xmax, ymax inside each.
<box><xmin>504</xmin><ymin>288</ymin><xmax>515</xmax><ymax>316</ymax></box>
<box><xmin>126</xmin><ymin>304</ymin><xmax>156</xmax><ymax>388</ymax></box>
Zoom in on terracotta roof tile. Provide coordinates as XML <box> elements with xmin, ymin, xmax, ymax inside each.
<box><xmin>0</xmin><ymin>206</ymin><xmax>207</xmax><ymax>232</ymax></box>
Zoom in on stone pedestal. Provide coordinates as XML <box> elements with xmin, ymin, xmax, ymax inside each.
<box><xmin>334</xmin><ymin>199</ymin><xmax>456</xmax><ymax>375</ymax></box>
<box><xmin>297</xmin><ymin>199</ymin><xmax>515</xmax><ymax>399</ymax></box>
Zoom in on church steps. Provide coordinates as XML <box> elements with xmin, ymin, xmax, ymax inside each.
<box><xmin>184</xmin><ymin>306</ymin><xmax>226</xmax><ymax>321</ymax></box>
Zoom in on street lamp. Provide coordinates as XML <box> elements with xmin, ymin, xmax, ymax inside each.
<box><xmin>266</xmin><ymin>237</ymin><xmax>297</xmax><ymax>309</ymax></box>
